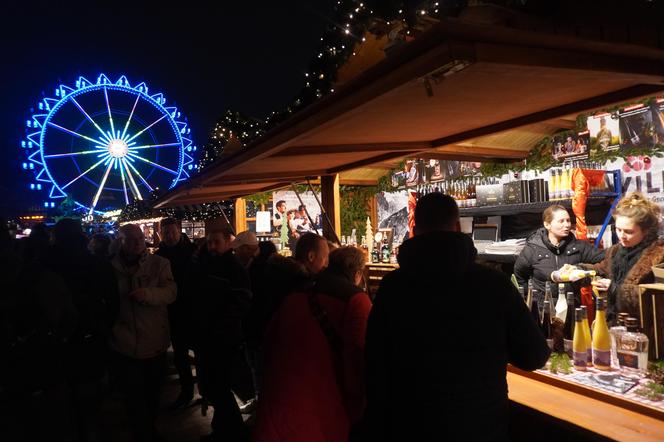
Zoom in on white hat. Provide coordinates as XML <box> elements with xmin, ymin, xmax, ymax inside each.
<box><xmin>232</xmin><ymin>231</ymin><xmax>258</xmax><ymax>249</ymax></box>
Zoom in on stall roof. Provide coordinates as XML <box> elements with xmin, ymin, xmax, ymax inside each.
<box><xmin>155</xmin><ymin>18</ymin><xmax>664</xmax><ymax>208</ymax></box>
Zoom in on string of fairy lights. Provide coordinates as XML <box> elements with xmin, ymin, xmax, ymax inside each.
<box><xmin>198</xmin><ymin>0</ymin><xmax>458</xmax><ymax>170</ymax></box>
<box><xmin>125</xmin><ymin>1</ymin><xmax>463</xmax><ymax>221</ymax></box>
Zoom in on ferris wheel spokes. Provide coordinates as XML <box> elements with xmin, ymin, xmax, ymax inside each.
<box><xmin>121</xmin><ymin>158</ymin><xmax>144</xmax><ymax>200</ymax></box>
<box><xmin>103</xmin><ymin>87</ymin><xmax>115</xmax><ymax>137</ymax></box>
<box><xmin>129</xmin><ymin>142</ymin><xmax>181</xmax><ymax>150</ymax></box>
<box><xmin>125</xmin><ymin>114</ymin><xmax>167</xmax><ymax>144</ymax></box>
<box><xmin>121</xmin><ymin>93</ymin><xmax>141</xmax><ymax>140</ymax></box>
<box><xmin>123</xmin><ymin>157</ymin><xmax>154</xmax><ymax>192</ymax></box>
<box><xmin>69</xmin><ymin>96</ymin><xmax>110</xmax><ymax>142</ymax></box>
<box><xmin>44</xmin><ymin>149</ymin><xmax>110</xmax><ymax>158</ymax></box>
<box><xmin>47</xmin><ymin>121</ymin><xmax>104</xmax><ymax>145</ymax></box>
<box><xmin>89</xmin><ymin>157</ymin><xmax>115</xmax><ymax>215</ymax></box>
<box><xmin>61</xmin><ymin>156</ymin><xmax>109</xmax><ymax>190</ymax></box>
<box><xmin>126</xmin><ymin>152</ymin><xmax>178</xmax><ymax>175</ymax></box>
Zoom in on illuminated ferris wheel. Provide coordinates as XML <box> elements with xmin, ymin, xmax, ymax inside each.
<box><xmin>21</xmin><ymin>74</ymin><xmax>197</xmax><ymax>214</ymax></box>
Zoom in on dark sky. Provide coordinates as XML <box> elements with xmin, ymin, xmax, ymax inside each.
<box><xmin>0</xmin><ymin>0</ymin><xmax>335</xmax><ymax>217</ymax></box>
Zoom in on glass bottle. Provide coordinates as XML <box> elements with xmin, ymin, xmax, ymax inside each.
<box><xmin>544</xmin><ymin>281</ymin><xmax>554</xmax><ymax>319</ymax></box>
<box><xmin>371</xmin><ymin>243</ymin><xmax>380</xmax><ymax>263</ymax></box>
<box><xmin>530</xmin><ymin>295</ymin><xmax>541</xmax><ymax>328</ymax></box>
<box><xmin>542</xmin><ymin>300</ymin><xmax>552</xmax><ymax>349</ymax></box>
<box><xmin>616</xmin><ymin>317</ymin><xmax>649</xmax><ymax>373</ymax></box>
<box><xmin>555</xmin><ymin>283</ymin><xmax>567</xmax><ymax>321</ymax></box>
<box><xmin>580</xmin><ymin>306</ymin><xmax>592</xmax><ymax>363</ymax></box>
<box><xmin>381</xmin><ymin>239</ymin><xmax>391</xmax><ymax>264</ymax></box>
<box><xmin>563</xmin><ymin>292</ymin><xmax>575</xmax><ymax>357</ymax></box>
<box><xmin>592</xmin><ymin>298</ymin><xmax>612</xmax><ymax>370</ymax></box>
<box><xmin>573</xmin><ymin>308</ymin><xmax>588</xmax><ymax>371</ymax></box>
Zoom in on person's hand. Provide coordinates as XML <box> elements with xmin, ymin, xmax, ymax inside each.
<box><xmin>129</xmin><ymin>288</ymin><xmax>148</xmax><ymax>303</ymax></box>
<box><xmin>551</xmin><ymin>264</ymin><xmax>577</xmax><ymax>282</ymax></box>
<box><xmin>592</xmin><ymin>278</ymin><xmax>611</xmax><ymax>291</ymax></box>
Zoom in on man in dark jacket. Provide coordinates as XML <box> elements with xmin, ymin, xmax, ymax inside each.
<box><xmin>364</xmin><ymin>193</ymin><xmax>550</xmax><ymax>442</ymax></box>
<box><xmin>155</xmin><ymin>217</ymin><xmax>196</xmax><ymax>409</ymax></box>
<box><xmin>191</xmin><ymin>229</ymin><xmax>252</xmax><ymax>441</ymax></box>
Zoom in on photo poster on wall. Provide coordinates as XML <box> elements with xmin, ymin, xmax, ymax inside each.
<box><xmin>587</xmin><ymin>113</ymin><xmax>621</xmax><ymax>152</ymax></box>
<box><xmin>552</xmin><ymin>130</ymin><xmax>590</xmax><ymax>162</ymax></box>
<box><xmin>376</xmin><ymin>191</ymin><xmax>409</xmax><ymax>244</ymax></box>
<box><xmin>421</xmin><ymin>160</ymin><xmax>483</xmax><ymax>183</ymax></box>
<box><xmin>618</xmin><ymin>102</ymin><xmax>660</xmax><ymax>148</ymax></box>
<box><xmin>272</xmin><ymin>190</ymin><xmax>323</xmax><ymax>233</ymax></box>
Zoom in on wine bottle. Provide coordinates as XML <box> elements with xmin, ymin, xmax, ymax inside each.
<box><xmin>381</xmin><ymin>239</ymin><xmax>390</xmax><ymax>264</ymax></box>
<box><xmin>616</xmin><ymin>318</ymin><xmax>649</xmax><ymax>373</ymax></box>
<box><xmin>544</xmin><ymin>281</ymin><xmax>554</xmax><ymax>318</ymax></box>
<box><xmin>573</xmin><ymin>308</ymin><xmax>588</xmax><ymax>371</ymax></box>
<box><xmin>530</xmin><ymin>295</ymin><xmax>541</xmax><ymax>328</ymax></box>
<box><xmin>563</xmin><ymin>292</ymin><xmax>575</xmax><ymax>357</ymax></box>
<box><xmin>526</xmin><ymin>278</ymin><xmax>533</xmax><ymax>307</ymax></box>
<box><xmin>580</xmin><ymin>306</ymin><xmax>592</xmax><ymax>363</ymax></box>
<box><xmin>592</xmin><ymin>298</ymin><xmax>612</xmax><ymax>370</ymax></box>
<box><xmin>371</xmin><ymin>244</ymin><xmax>379</xmax><ymax>263</ymax></box>
<box><xmin>542</xmin><ymin>300</ymin><xmax>552</xmax><ymax>348</ymax></box>
<box><xmin>555</xmin><ymin>283</ymin><xmax>567</xmax><ymax>321</ymax></box>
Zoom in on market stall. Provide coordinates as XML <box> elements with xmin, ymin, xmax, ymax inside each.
<box><xmin>152</xmin><ymin>15</ymin><xmax>664</xmax><ymax>436</ymax></box>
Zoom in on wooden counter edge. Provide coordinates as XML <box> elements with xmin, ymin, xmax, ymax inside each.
<box><xmin>507</xmin><ymin>369</ymin><xmax>664</xmax><ymax>442</ymax></box>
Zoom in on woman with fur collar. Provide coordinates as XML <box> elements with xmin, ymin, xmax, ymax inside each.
<box><xmin>588</xmin><ymin>192</ymin><xmax>664</xmax><ymax>322</ymax></box>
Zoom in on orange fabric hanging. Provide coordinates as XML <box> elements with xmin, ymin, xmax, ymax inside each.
<box><xmin>408</xmin><ymin>191</ymin><xmax>417</xmax><ymax>239</ymax></box>
<box><xmin>571</xmin><ymin>168</ymin><xmax>605</xmax><ymax>323</ymax></box>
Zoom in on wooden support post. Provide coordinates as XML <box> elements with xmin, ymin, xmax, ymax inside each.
<box><xmin>233</xmin><ymin>197</ymin><xmax>247</xmax><ymax>234</ymax></box>
<box><xmin>321</xmin><ymin>174</ymin><xmax>341</xmax><ymax>242</ymax></box>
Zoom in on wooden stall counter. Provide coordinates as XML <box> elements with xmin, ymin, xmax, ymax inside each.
<box><xmin>507</xmin><ymin>367</ymin><xmax>664</xmax><ymax>441</ymax></box>
<box><xmin>364</xmin><ymin>262</ymin><xmax>398</xmax><ymax>298</ymax></box>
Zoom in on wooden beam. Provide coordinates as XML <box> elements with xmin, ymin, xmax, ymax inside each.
<box><xmin>328</xmin><ymin>83</ymin><xmax>664</xmax><ymax>173</ymax></box>
<box><xmin>233</xmin><ymin>198</ymin><xmax>247</xmax><ymax>234</ymax></box>
<box><xmin>321</xmin><ymin>174</ymin><xmax>341</xmax><ymax>242</ymax></box>
<box><xmin>272</xmin><ymin>142</ymin><xmax>431</xmax><ymax>157</ymax></box>
<box><xmin>430</xmin><ymin>84</ymin><xmax>664</xmax><ymax>147</ymax></box>
<box><xmin>436</xmin><ymin>145</ymin><xmax>527</xmax><ymax>158</ymax></box>
<box><xmin>207</xmin><ymin>171</ymin><xmax>325</xmax><ymax>185</ymax></box>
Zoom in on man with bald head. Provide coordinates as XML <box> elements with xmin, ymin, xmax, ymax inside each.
<box><xmin>110</xmin><ymin>223</ymin><xmax>177</xmax><ymax>442</ymax></box>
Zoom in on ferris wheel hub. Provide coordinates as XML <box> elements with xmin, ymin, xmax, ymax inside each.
<box><xmin>107</xmin><ymin>139</ymin><xmax>129</xmax><ymax>158</ymax></box>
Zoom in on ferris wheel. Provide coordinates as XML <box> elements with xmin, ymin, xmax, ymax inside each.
<box><xmin>22</xmin><ymin>74</ymin><xmax>197</xmax><ymax>214</ymax></box>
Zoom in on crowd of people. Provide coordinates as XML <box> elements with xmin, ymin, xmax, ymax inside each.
<box><xmin>1</xmin><ymin>191</ymin><xmax>658</xmax><ymax>442</ymax></box>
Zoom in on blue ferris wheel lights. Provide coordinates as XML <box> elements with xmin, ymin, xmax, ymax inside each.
<box><xmin>22</xmin><ymin>73</ymin><xmax>196</xmax><ymax>213</ymax></box>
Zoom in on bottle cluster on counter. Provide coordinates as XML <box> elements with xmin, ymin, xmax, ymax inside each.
<box><xmin>523</xmin><ymin>278</ymin><xmax>649</xmax><ymax>374</ymax></box>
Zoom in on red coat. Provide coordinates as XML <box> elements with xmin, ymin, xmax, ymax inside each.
<box><xmin>252</xmin><ymin>272</ymin><xmax>372</xmax><ymax>442</ymax></box>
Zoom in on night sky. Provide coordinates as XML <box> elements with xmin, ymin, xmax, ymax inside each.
<box><xmin>0</xmin><ymin>0</ymin><xmax>334</xmax><ymax>217</ymax></box>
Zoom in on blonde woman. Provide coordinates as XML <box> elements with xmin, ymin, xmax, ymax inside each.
<box><xmin>589</xmin><ymin>192</ymin><xmax>664</xmax><ymax>320</ymax></box>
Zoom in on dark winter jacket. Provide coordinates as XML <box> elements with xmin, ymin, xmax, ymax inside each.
<box><xmin>156</xmin><ymin>236</ymin><xmax>196</xmax><ymax>332</ymax></box>
<box><xmin>190</xmin><ymin>249</ymin><xmax>252</xmax><ymax>349</ymax></box>
<box><xmin>246</xmin><ymin>255</ymin><xmax>313</xmax><ymax>346</ymax></box>
<box><xmin>364</xmin><ymin>231</ymin><xmax>550</xmax><ymax>442</ymax></box>
<box><xmin>44</xmin><ymin>245</ymin><xmax>118</xmax><ymax>381</ymax></box>
<box><xmin>587</xmin><ymin>238</ymin><xmax>664</xmax><ymax>320</ymax></box>
<box><xmin>514</xmin><ymin>228</ymin><xmax>604</xmax><ymax>304</ymax></box>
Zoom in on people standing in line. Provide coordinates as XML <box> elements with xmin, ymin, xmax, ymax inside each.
<box><xmin>364</xmin><ymin>193</ymin><xmax>550</xmax><ymax>442</ymax></box>
<box><xmin>252</xmin><ymin>246</ymin><xmax>371</xmax><ymax>442</ymax></box>
<box><xmin>1</xmin><ymin>223</ymin><xmax>78</xmax><ymax>442</ymax></box>
<box><xmin>514</xmin><ymin>205</ymin><xmax>604</xmax><ymax>306</ymax></box>
<box><xmin>293</xmin><ymin>232</ymin><xmax>329</xmax><ymax>275</ymax></box>
<box><xmin>88</xmin><ymin>233</ymin><xmax>112</xmax><ymax>260</ymax></box>
<box><xmin>190</xmin><ymin>229</ymin><xmax>252</xmax><ymax>442</ymax></box>
<box><xmin>245</xmin><ymin>241</ymin><xmax>278</xmax><ymax>398</ymax></box>
<box><xmin>582</xmin><ymin>192</ymin><xmax>664</xmax><ymax>321</ymax></box>
<box><xmin>233</xmin><ymin>231</ymin><xmax>260</xmax><ymax>269</ymax></box>
<box><xmin>45</xmin><ymin>218</ymin><xmax>118</xmax><ymax>442</ymax></box>
<box><xmin>109</xmin><ymin>224</ymin><xmax>176</xmax><ymax>442</ymax></box>
<box><xmin>155</xmin><ymin>217</ymin><xmax>196</xmax><ymax>410</ymax></box>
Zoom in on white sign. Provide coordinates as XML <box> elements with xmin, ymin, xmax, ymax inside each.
<box><xmin>604</xmin><ymin>155</ymin><xmax>664</xmax><ymax>206</ymax></box>
<box><xmin>256</xmin><ymin>211</ymin><xmax>271</xmax><ymax>233</ymax></box>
